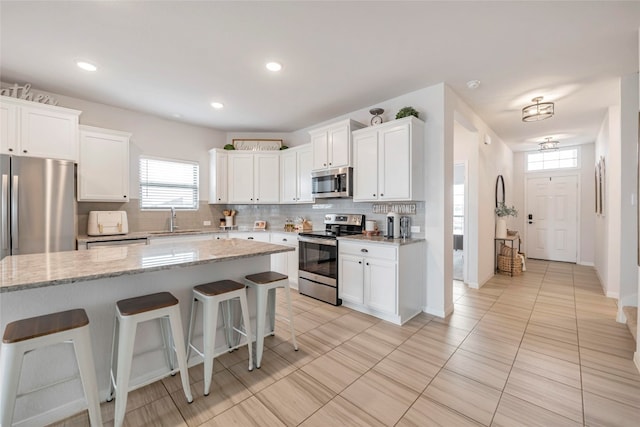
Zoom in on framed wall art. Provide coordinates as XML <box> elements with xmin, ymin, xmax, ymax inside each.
<box><xmin>232</xmin><ymin>139</ymin><xmax>282</xmax><ymax>151</ymax></box>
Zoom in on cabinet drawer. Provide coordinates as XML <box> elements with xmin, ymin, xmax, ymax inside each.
<box><xmin>339</xmin><ymin>241</ymin><xmax>397</xmax><ymax>260</ymax></box>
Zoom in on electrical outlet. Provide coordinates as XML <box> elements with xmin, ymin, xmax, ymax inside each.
<box><xmin>203</xmin><ymin>220</ymin><xmax>211</xmax><ymax>226</ymax></box>
<box><xmin>411</xmin><ymin>226</ymin><xmax>420</xmax><ymax>233</ymax></box>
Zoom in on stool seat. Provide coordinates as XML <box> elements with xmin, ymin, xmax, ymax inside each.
<box><xmin>3</xmin><ymin>309</ymin><xmax>89</xmax><ymax>343</ymax></box>
<box><xmin>245</xmin><ymin>271</ymin><xmax>287</xmax><ymax>285</ymax></box>
<box><xmin>195</xmin><ymin>280</ymin><xmax>245</xmax><ymax>296</ymax></box>
<box><xmin>117</xmin><ymin>291</ymin><xmax>178</xmax><ymax>316</ymax></box>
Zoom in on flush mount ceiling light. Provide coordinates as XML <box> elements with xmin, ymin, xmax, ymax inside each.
<box><xmin>76</xmin><ymin>61</ymin><xmax>97</xmax><ymax>72</ymax></box>
<box><xmin>210</xmin><ymin>102</ymin><xmax>224</xmax><ymax>109</ymax></box>
<box><xmin>522</xmin><ymin>96</ymin><xmax>554</xmax><ymax>122</ymax></box>
<box><xmin>466</xmin><ymin>79</ymin><xmax>480</xmax><ymax>90</ymax></box>
<box><xmin>266</xmin><ymin>62</ymin><xmax>282</xmax><ymax>72</ymax></box>
<box><xmin>538</xmin><ymin>137</ymin><xmax>559</xmax><ymax>151</ymax></box>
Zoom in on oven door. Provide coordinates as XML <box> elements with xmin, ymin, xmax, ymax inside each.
<box><xmin>298</xmin><ymin>236</ymin><xmax>337</xmax><ymax>286</ymax></box>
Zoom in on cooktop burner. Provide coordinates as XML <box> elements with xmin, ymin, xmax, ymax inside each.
<box><xmin>299</xmin><ymin>214</ymin><xmax>365</xmax><ymax>239</ymax></box>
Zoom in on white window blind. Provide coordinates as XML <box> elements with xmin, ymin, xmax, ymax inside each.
<box><xmin>139</xmin><ymin>157</ymin><xmax>199</xmax><ymax>210</ymax></box>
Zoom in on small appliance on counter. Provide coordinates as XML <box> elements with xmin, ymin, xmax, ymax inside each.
<box><xmin>400</xmin><ymin>216</ymin><xmax>411</xmax><ymax>238</ymax></box>
<box><xmin>386</xmin><ymin>212</ymin><xmax>400</xmax><ymax>238</ymax></box>
<box><xmin>87</xmin><ymin>211</ymin><xmax>129</xmax><ymax>236</ymax></box>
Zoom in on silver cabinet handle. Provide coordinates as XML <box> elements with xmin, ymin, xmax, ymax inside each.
<box><xmin>11</xmin><ymin>175</ymin><xmax>18</xmax><ymax>251</ymax></box>
<box><xmin>2</xmin><ymin>174</ymin><xmax>8</xmax><ymax>251</ymax></box>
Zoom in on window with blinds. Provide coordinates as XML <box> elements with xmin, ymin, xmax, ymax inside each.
<box><xmin>139</xmin><ymin>157</ymin><xmax>199</xmax><ymax>210</ymax></box>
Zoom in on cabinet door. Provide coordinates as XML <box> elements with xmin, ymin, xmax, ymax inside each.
<box><xmin>365</xmin><ymin>258</ymin><xmax>397</xmax><ymax>314</ymax></box>
<box><xmin>209</xmin><ymin>150</ymin><xmax>228</xmax><ymax>203</ymax></box>
<box><xmin>379</xmin><ymin>123</ymin><xmax>411</xmax><ymax>200</ymax></box>
<box><xmin>78</xmin><ymin>128</ymin><xmax>130</xmax><ymax>202</ymax></box>
<box><xmin>228</xmin><ymin>153</ymin><xmax>255</xmax><ymax>203</ymax></box>
<box><xmin>0</xmin><ymin>102</ymin><xmax>18</xmax><ymax>155</ymax></box>
<box><xmin>297</xmin><ymin>145</ymin><xmax>314</xmax><ymax>202</ymax></box>
<box><xmin>20</xmin><ymin>105</ymin><xmax>79</xmax><ymax>161</ymax></box>
<box><xmin>353</xmin><ymin>131</ymin><xmax>379</xmax><ymax>201</ymax></box>
<box><xmin>311</xmin><ymin>131</ymin><xmax>328</xmax><ymax>170</ymax></box>
<box><xmin>339</xmin><ymin>254</ymin><xmax>364</xmax><ymax>304</ymax></box>
<box><xmin>254</xmin><ymin>153</ymin><xmax>279</xmax><ymax>203</ymax></box>
<box><xmin>280</xmin><ymin>150</ymin><xmax>298</xmax><ymax>203</ymax></box>
<box><xmin>328</xmin><ymin>125</ymin><xmax>349</xmax><ymax>168</ymax></box>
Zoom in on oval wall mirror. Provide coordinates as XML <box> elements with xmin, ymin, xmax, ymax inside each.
<box><xmin>496</xmin><ymin>175</ymin><xmax>505</xmax><ymax>207</ymax></box>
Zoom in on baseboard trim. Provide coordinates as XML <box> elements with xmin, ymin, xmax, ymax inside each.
<box><xmin>578</xmin><ymin>261</ymin><xmax>595</xmax><ymax>266</ymax></box>
<box><xmin>634</xmin><ymin>351</ymin><xmax>640</xmax><ymax>373</ymax></box>
<box><xmin>607</xmin><ymin>291</ymin><xmax>620</xmax><ymax>299</ymax></box>
<box><xmin>467</xmin><ymin>282</ymin><xmax>480</xmax><ymax>290</ymax></box>
<box><xmin>424</xmin><ymin>304</ymin><xmax>453</xmax><ymax>319</ymax></box>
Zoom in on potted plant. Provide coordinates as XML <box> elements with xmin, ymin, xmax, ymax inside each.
<box><xmin>495</xmin><ymin>202</ymin><xmax>518</xmax><ymax>238</ymax></box>
<box><xmin>395</xmin><ymin>106</ymin><xmax>419</xmax><ymax>119</ymax></box>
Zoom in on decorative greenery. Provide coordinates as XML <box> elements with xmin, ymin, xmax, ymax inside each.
<box><xmin>495</xmin><ymin>202</ymin><xmax>518</xmax><ymax>218</ymax></box>
<box><xmin>396</xmin><ymin>106</ymin><xmax>419</xmax><ymax>119</ymax></box>
<box><xmin>223</xmin><ymin>144</ymin><xmax>235</xmax><ymax>150</ymax></box>
<box><xmin>279</xmin><ymin>145</ymin><xmax>289</xmax><ymax>150</ymax></box>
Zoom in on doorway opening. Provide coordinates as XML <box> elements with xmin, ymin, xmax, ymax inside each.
<box><xmin>453</xmin><ymin>163</ymin><xmax>465</xmax><ymax>280</ymax></box>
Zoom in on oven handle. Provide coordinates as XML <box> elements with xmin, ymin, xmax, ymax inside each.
<box><xmin>298</xmin><ymin>236</ymin><xmax>337</xmax><ymax>246</ymax></box>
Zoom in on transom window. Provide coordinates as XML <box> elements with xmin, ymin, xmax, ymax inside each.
<box><xmin>527</xmin><ymin>148</ymin><xmax>578</xmax><ymax>172</ymax></box>
<box><xmin>139</xmin><ymin>157</ymin><xmax>199</xmax><ymax>210</ymax></box>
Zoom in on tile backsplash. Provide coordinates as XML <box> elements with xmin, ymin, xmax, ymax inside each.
<box><xmin>77</xmin><ymin>199</ymin><xmax>425</xmax><ymax>236</ymax></box>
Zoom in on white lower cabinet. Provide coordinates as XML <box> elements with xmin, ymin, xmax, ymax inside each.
<box><xmin>270</xmin><ymin>233</ymin><xmax>299</xmax><ymax>288</ymax></box>
<box><xmin>231</xmin><ymin>231</ymin><xmax>270</xmax><ymax>242</ymax></box>
<box><xmin>338</xmin><ymin>239</ymin><xmax>424</xmax><ymax>324</ymax></box>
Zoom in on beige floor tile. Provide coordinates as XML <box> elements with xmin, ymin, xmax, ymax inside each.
<box><xmin>432</xmin><ymin>311</ymin><xmax>480</xmax><ymax>331</ymax></box>
<box><xmin>214</xmin><ymin>343</ymin><xmax>254</xmax><ymax>369</ymax></box>
<box><xmin>301</xmin><ymin>349</ymin><xmax>368</xmax><ymax>394</ymax></box>
<box><xmin>228</xmin><ymin>349</ymin><xmax>296</xmax><ymax>394</ymax></box>
<box><xmin>529</xmin><ymin>311</ymin><xmax>577</xmax><ymax>331</ymax></box>
<box><xmin>299</xmin><ymin>395</ymin><xmax>386</xmax><ymax>427</ymax></box>
<box><xmin>459</xmin><ymin>332</ymin><xmax>520</xmax><ymax>365</ymax></box>
<box><xmin>340</xmin><ymin>370</ymin><xmax>419</xmax><ymax>426</ymax></box>
<box><xmin>578</xmin><ymin>330</ymin><xmax>636</xmax><ymax>359</ymax></box>
<box><xmin>329</xmin><ymin>311</ymin><xmax>379</xmax><ymax>334</ymax></box>
<box><xmin>423</xmin><ymin>369</ymin><xmax>502</xmax><ymax>426</ymax></box>
<box><xmin>580</xmin><ymin>347</ymin><xmax>640</xmax><ymax>381</ymax></box>
<box><xmin>201</xmin><ymin>396</ymin><xmax>285</xmax><ymax>427</ymax></box>
<box><xmin>362</xmin><ymin>320</ymin><xmax>416</xmax><ymax>346</ymax></box>
<box><xmin>397</xmin><ymin>332</ymin><xmax>458</xmax><ymax>366</ymax></box>
<box><xmin>163</xmin><ymin>362</ymin><xmax>223</xmax><ymax>394</ymax></box>
<box><xmin>396</xmin><ymin>394</ymin><xmax>482</xmax><ymax>427</ymax></box>
<box><xmin>583</xmin><ymin>391</ymin><xmax>640</xmax><ymax>427</ymax></box>
<box><xmin>492</xmin><ymin>393</ymin><xmax>582</xmax><ymax>427</ymax></box>
<box><xmin>270</xmin><ymin>332</ymin><xmax>332</xmax><ymax>368</ymax></box>
<box><xmin>456</xmin><ymin>294</ymin><xmax>498</xmax><ymax>311</ymax></box>
<box><xmin>373</xmin><ymin>348</ymin><xmax>440</xmax><ymax>393</ymax></box>
<box><xmin>451</xmin><ymin>303</ymin><xmax>489</xmax><ymax>320</ymax></box>
<box><xmin>100</xmin><ymin>380</ymin><xmax>169</xmax><ymax>423</ymax></box>
<box><xmin>417</xmin><ymin>320</ymin><xmax>470</xmax><ymax>346</ymax></box>
<box><xmin>513</xmin><ymin>348</ymin><xmax>581</xmax><ymax>388</ymax></box>
<box><xmin>488</xmin><ymin>302</ymin><xmax>533</xmax><ymax>321</ymax></box>
<box><xmin>504</xmin><ymin>367</ymin><xmax>583</xmax><ymax>423</ymax></box>
<box><xmin>581</xmin><ymin>366</ymin><xmax>640</xmax><ymax>409</ymax></box>
<box><xmin>256</xmin><ymin>370</ymin><xmax>334</xmax><ymax>426</ymax></box>
<box><xmin>444</xmin><ymin>348</ymin><xmax>512</xmax><ymax>390</ymax></box>
<box><xmin>171</xmin><ymin>369</ymin><xmax>251</xmax><ymax>427</ymax></box>
<box><xmin>525</xmin><ymin>321</ymin><xmax>579</xmax><ymax>345</ymax></box>
<box><xmin>333</xmin><ymin>331</ymin><xmax>397</xmax><ymax>369</ymax></box>
<box><xmin>472</xmin><ymin>317</ymin><xmax>526</xmax><ymax>345</ymax></box>
<box><xmin>304</xmin><ymin>321</ymin><xmax>357</xmax><ymax>347</ymax></box>
<box><xmin>292</xmin><ymin>311</ymin><xmax>327</xmax><ymax>333</ymax></box>
<box><xmin>123</xmin><ymin>395</ymin><xmax>187</xmax><ymax>427</ymax></box>
<box><xmin>46</xmin><ymin>411</ymin><xmax>90</xmax><ymax>427</ymax></box>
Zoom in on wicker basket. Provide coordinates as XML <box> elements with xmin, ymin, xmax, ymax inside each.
<box><xmin>497</xmin><ymin>254</ymin><xmax>522</xmax><ymax>275</ymax></box>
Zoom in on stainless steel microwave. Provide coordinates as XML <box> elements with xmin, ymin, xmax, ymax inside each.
<box><xmin>311</xmin><ymin>167</ymin><xmax>353</xmax><ymax>198</ymax></box>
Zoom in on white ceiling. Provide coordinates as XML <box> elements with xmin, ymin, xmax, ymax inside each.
<box><xmin>1</xmin><ymin>1</ymin><xmax>639</xmax><ymax>152</ymax></box>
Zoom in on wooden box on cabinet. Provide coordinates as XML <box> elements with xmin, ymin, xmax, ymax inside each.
<box><xmin>78</xmin><ymin>125</ymin><xmax>130</xmax><ymax>202</ymax></box>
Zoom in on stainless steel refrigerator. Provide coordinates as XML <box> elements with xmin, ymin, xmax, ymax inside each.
<box><xmin>1</xmin><ymin>155</ymin><xmax>75</xmax><ymax>258</ymax></box>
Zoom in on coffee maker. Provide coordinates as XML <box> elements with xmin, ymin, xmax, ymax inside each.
<box><xmin>386</xmin><ymin>212</ymin><xmax>400</xmax><ymax>238</ymax></box>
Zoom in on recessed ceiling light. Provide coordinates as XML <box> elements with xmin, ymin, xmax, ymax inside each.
<box><xmin>210</xmin><ymin>102</ymin><xmax>224</xmax><ymax>109</ymax></box>
<box><xmin>76</xmin><ymin>61</ymin><xmax>97</xmax><ymax>72</ymax></box>
<box><xmin>266</xmin><ymin>62</ymin><xmax>282</xmax><ymax>72</ymax></box>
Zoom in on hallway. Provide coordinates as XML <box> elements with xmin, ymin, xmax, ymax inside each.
<box><xmin>52</xmin><ymin>260</ymin><xmax>640</xmax><ymax>426</ymax></box>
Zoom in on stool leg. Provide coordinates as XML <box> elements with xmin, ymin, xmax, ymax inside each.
<box><xmin>73</xmin><ymin>326</ymin><xmax>103</xmax><ymax>427</ymax></box>
<box><xmin>107</xmin><ymin>316</ymin><xmax>119</xmax><ymax>401</ymax></box>
<box><xmin>238</xmin><ymin>291</ymin><xmax>254</xmax><ymax>371</ymax></box>
<box><xmin>255</xmin><ymin>287</ymin><xmax>267</xmax><ymax>369</ymax></box>
<box><xmin>167</xmin><ymin>305</ymin><xmax>193</xmax><ymax>403</ymax></box>
<box><xmin>283</xmin><ymin>285</ymin><xmax>299</xmax><ymax>351</ymax></box>
<box><xmin>0</xmin><ymin>342</ymin><xmax>23</xmax><ymax>427</ymax></box>
<box><xmin>113</xmin><ymin>316</ymin><xmax>137</xmax><ymax>427</ymax></box>
<box><xmin>220</xmin><ymin>299</ymin><xmax>233</xmax><ymax>349</ymax></box>
<box><xmin>186</xmin><ymin>295</ymin><xmax>198</xmax><ymax>361</ymax></box>
<box><xmin>202</xmin><ymin>298</ymin><xmax>219</xmax><ymax>396</ymax></box>
<box><xmin>267</xmin><ymin>288</ymin><xmax>276</xmax><ymax>335</ymax></box>
<box><xmin>160</xmin><ymin>316</ymin><xmax>176</xmax><ymax>372</ymax></box>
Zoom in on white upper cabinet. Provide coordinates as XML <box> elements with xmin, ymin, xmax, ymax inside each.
<box><xmin>209</xmin><ymin>149</ymin><xmax>228</xmax><ymax>204</ymax></box>
<box><xmin>78</xmin><ymin>125</ymin><xmax>131</xmax><ymax>202</ymax></box>
<box><xmin>352</xmin><ymin>116</ymin><xmax>424</xmax><ymax>202</ymax></box>
<box><xmin>228</xmin><ymin>152</ymin><xmax>279</xmax><ymax>204</ymax></box>
<box><xmin>0</xmin><ymin>96</ymin><xmax>81</xmax><ymax>161</ymax></box>
<box><xmin>280</xmin><ymin>144</ymin><xmax>314</xmax><ymax>204</ymax></box>
<box><xmin>309</xmin><ymin>119</ymin><xmax>365</xmax><ymax>171</ymax></box>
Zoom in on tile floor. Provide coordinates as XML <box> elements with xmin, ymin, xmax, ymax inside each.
<box><xmin>51</xmin><ymin>260</ymin><xmax>640</xmax><ymax>426</ymax></box>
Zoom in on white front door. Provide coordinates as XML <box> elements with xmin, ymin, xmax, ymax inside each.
<box><xmin>526</xmin><ymin>175</ymin><xmax>578</xmax><ymax>262</ymax></box>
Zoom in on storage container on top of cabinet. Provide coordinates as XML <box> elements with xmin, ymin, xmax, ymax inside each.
<box><xmin>309</xmin><ymin>119</ymin><xmax>365</xmax><ymax>171</ymax></box>
<box><xmin>1</xmin><ymin>96</ymin><xmax>81</xmax><ymax>161</ymax></box>
<box><xmin>352</xmin><ymin>116</ymin><xmax>424</xmax><ymax>202</ymax></box>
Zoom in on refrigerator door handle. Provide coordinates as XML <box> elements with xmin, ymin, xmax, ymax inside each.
<box><xmin>2</xmin><ymin>173</ymin><xmax>8</xmax><ymax>251</ymax></box>
<box><xmin>11</xmin><ymin>175</ymin><xmax>18</xmax><ymax>251</ymax></box>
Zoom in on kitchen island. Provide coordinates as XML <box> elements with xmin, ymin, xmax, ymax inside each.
<box><xmin>0</xmin><ymin>238</ymin><xmax>293</xmax><ymax>426</ymax></box>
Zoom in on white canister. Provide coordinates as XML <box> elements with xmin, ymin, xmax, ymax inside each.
<box><xmin>365</xmin><ymin>220</ymin><xmax>377</xmax><ymax>231</ymax></box>
<box><xmin>225</xmin><ymin>215</ymin><xmax>234</xmax><ymax>226</ymax></box>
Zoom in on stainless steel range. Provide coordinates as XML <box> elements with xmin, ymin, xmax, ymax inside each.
<box><xmin>298</xmin><ymin>214</ymin><xmax>364</xmax><ymax>305</ymax></box>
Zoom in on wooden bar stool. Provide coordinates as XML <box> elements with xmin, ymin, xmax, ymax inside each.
<box><xmin>0</xmin><ymin>309</ymin><xmax>102</xmax><ymax>427</ymax></box>
<box><xmin>107</xmin><ymin>292</ymin><xmax>192</xmax><ymax>427</ymax></box>
<box><xmin>244</xmin><ymin>271</ymin><xmax>298</xmax><ymax>368</ymax></box>
<box><xmin>186</xmin><ymin>280</ymin><xmax>253</xmax><ymax>395</ymax></box>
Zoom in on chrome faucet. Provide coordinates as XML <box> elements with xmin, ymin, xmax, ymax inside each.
<box><xmin>169</xmin><ymin>207</ymin><xmax>177</xmax><ymax>232</ymax></box>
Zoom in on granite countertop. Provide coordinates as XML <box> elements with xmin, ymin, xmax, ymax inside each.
<box><xmin>0</xmin><ymin>238</ymin><xmax>293</xmax><ymax>293</ymax></box>
<box><xmin>76</xmin><ymin>228</ymin><xmax>278</xmax><ymax>244</ymax></box>
<box><xmin>337</xmin><ymin>234</ymin><xmax>425</xmax><ymax>246</ymax></box>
